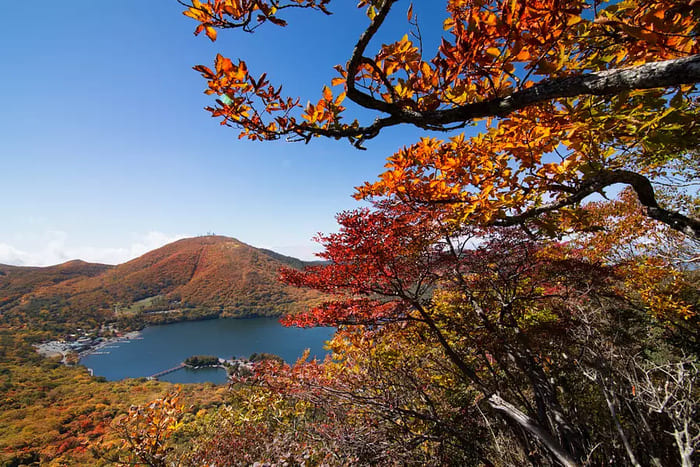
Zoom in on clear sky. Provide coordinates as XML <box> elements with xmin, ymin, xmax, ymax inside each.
<box><xmin>0</xmin><ymin>1</ymin><xmax>450</xmax><ymax>266</ymax></box>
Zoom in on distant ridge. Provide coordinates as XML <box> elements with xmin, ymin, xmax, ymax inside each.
<box><xmin>0</xmin><ymin>236</ymin><xmax>323</xmax><ymax>329</ymax></box>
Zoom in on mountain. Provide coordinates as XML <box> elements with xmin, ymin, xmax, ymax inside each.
<box><xmin>0</xmin><ymin>236</ymin><xmax>323</xmax><ymax>329</ymax></box>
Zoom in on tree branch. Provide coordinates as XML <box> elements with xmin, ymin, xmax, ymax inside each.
<box><xmin>492</xmin><ymin>169</ymin><xmax>700</xmax><ymax>238</ymax></box>
<box><xmin>487</xmin><ymin>394</ymin><xmax>579</xmax><ymax>467</ymax></box>
<box><xmin>345</xmin><ymin>0</ymin><xmax>400</xmax><ymax>116</ymax></box>
<box><xmin>311</xmin><ymin>54</ymin><xmax>700</xmax><ymax>144</ymax></box>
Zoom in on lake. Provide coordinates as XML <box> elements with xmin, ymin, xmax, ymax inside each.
<box><xmin>80</xmin><ymin>318</ymin><xmax>335</xmax><ymax>384</ymax></box>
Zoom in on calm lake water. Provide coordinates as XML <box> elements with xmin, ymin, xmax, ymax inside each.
<box><xmin>80</xmin><ymin>318</ymin><xmax>334</xmax><ymax>384</ymax></box>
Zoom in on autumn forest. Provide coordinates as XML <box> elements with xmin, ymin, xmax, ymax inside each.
<box><xmin>1</xmin><ymin>0</ymin><xmax>698</xmax><ymax>465</ymax></box>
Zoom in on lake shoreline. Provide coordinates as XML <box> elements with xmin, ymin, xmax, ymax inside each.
<box><xmin>79</xmin><ymin>330</ymin><xmax>143</xmax><ymax>358</ymax></box>
<box><xmin>78</xmin><ymin>317</ymin><xmax>334</xmax><ymax>384</ymax></box>
<box><xmin>35</xmin><ymin>330</ymin><xmax>143</xmax><ymax>364</ymax></box>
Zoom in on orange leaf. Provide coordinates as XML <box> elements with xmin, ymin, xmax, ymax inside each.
<box><xmin>322</xmin><ymin>85</ymin><xmax>333</xmax><ymax>101</ymax></box>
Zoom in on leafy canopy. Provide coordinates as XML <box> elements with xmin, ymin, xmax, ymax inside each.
<box><xmin>184</xmin><ymin>0</ymin><xmax>699</xmax><ymax>238</ymax></box>
<box><xmin>172</xmin><ymin>1</ymin><xmax>699</xmax><ymax>465</ymax></box>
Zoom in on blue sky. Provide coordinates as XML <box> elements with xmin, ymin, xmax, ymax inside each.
<box><xmin>0</xmin><ymin>1</ymin><xmax>450</xmax><ymax>265</ymax></box>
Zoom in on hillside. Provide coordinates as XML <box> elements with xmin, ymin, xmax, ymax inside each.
<box><xmin>0</xmin><ymin>260</ymin><xmax>112</xmax><ymax>311</ymax></box>
<box><xmin>0</xmin><ymin>236</ymin><xmax>322</xmax><ymax>330</ymax></box>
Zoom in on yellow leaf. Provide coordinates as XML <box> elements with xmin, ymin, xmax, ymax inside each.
<box><xmin>566</xmin><ymin>16</ymin><xmax>581</xmax><ymax>26</ymax></box>
<box><xmin>486</xmin><ymin>47</ymin><xmax>501</xmax><ymax>57</ymax></box>
<box><xmin>483</xmin><ymin>12</ymin><xmax>498</xmax><ymax>26</ymax></box>
<box><xmin>367</xmin><ymin>6</ymin><xmax>377</xmax><ymax>20</ymax></box>
<box><xmin>205</xmin><ymin>26</ymin><xmax>217</xmax><ymax>41</ymax></box>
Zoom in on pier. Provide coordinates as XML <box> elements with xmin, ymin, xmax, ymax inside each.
<box><xmin>149</xmin><ymin>363</ymin><xmax>185</xmax><ymax>380</ymax></box>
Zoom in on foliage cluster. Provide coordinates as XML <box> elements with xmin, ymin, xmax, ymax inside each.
<box><xmin>184</xmin><ymin>355</ymin><xmax>220</xmax><ymax>367</ymax></box>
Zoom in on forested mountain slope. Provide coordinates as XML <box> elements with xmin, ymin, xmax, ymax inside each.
<box><xmin>0</xmin><ymin>236</ymin><xmax>322</xmax><ymax>330</ymax></box>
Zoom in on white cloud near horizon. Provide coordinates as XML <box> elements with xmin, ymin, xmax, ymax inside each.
<box><xmin>0</xmin><ymin>231</ymin><xmax>188</xmax><ymax>267</ymax></box>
